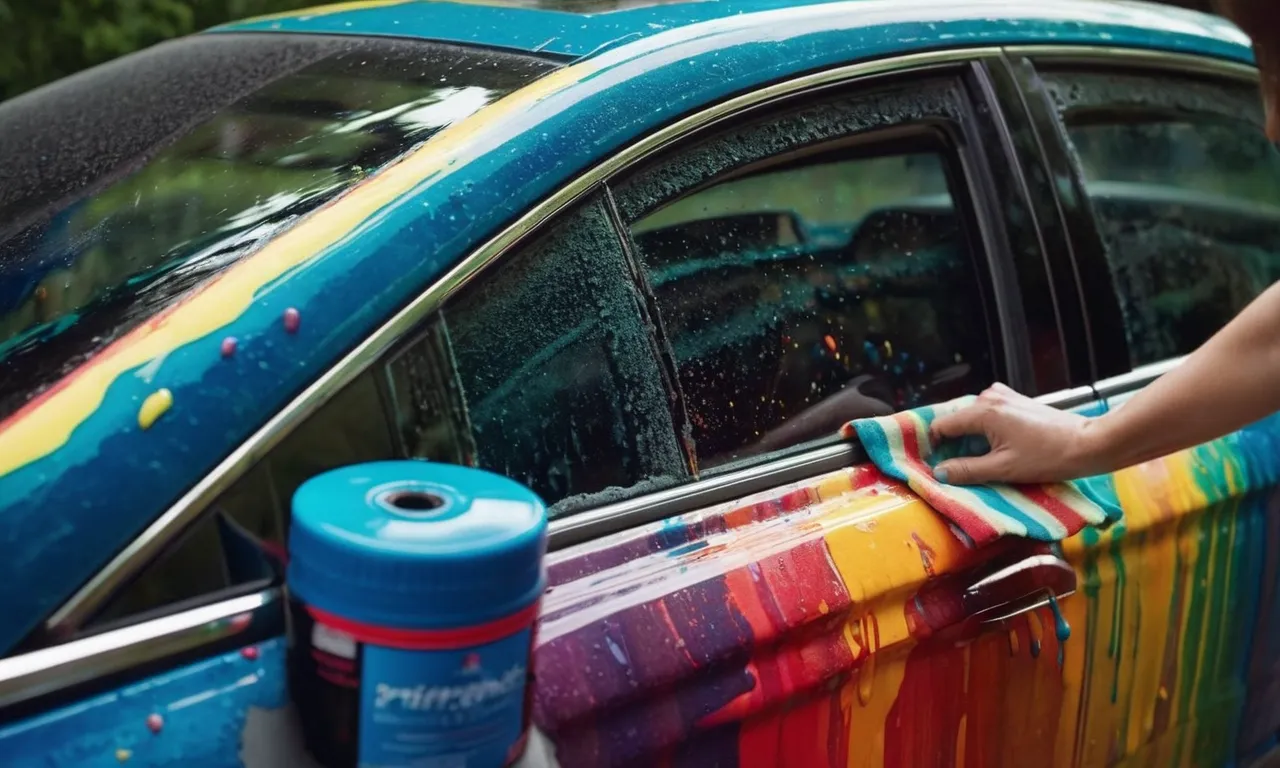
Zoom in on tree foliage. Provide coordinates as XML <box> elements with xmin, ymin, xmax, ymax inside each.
<box><xmin>0</xmin><ymin>0</ymin><xmax>314</xmax><ymax>101</ymax></box>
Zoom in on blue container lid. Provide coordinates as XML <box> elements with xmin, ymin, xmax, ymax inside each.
<box><xmin>288</xmin><ymin>461</ymin><xmax>547</xmax><ymax>630</ymax></box>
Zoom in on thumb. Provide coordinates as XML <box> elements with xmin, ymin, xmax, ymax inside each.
<box><xmin>934</xmin><ymin>454</ymin><xmax>1003</xmax><ymax>486</ymax></box>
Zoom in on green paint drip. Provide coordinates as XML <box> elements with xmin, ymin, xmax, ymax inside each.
<box><xmin>1109</xmin><ymin>525</ymin><xmax>1128</xmax><ymax>704</ymax></box>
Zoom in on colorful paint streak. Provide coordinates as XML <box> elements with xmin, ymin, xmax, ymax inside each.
<box><xmin>0</xmin><ymin>639</ymin><xmax>288</xmax><ymax>767</ymax></box>
<box><xmin>533</xmin><ymin>413</ymin><xmax>1280</xmax><ymax>767</ymax></box>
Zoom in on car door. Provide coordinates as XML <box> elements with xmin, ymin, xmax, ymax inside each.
<box><xmin>532</xmin><ymin>56</ymin><xmax>1110</xmax><ymax>767</ymax></box>
<box><xmin>1012</xmin><ymin>49</ymin><xmax>1280</xmax><ymax>767</ymax></box>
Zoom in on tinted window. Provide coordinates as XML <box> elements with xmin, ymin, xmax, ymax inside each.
<box><xmin>431</xmin><ymin>196</ymin><xmax>686</xmax><ymax>508</ymax></box>
<box><xmin>1044</xmin><ymin>71</ymin><xmax>1280</xmax><ymax>365</ymax></box>
<box><xmin>617</xmin><ymin>82</ymin><xmax>997</xmax><ymax>469</ymax></box>
<box><xmin>0</xmin><ymin>34</ymin><xmax>557</xmax><ymax>421</ymax></box>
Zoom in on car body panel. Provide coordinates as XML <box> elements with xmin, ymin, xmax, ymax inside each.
<box><xmin>0</xmin><ymin>638</ymin><xmax>286</xmax><ymax>767</ymax></box>
<box><xmin>0</xmin><ymin>0</ymin><xmax>1255</xmax><ymax>656</ymax></box>
<box><xmin>531</xmin><ymin>412</ymin><xmax>1280</xmax><ymax>766</ymax></box>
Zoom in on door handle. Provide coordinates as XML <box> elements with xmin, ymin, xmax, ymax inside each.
<box><xmin>906</xmin><ymin>546</ymin><xmax>1077</xmax><ymax>640</ymax></box>
<box><xmin>963</xmin><ymin>552</ymin><xmax>1076</xmax><ymax>624</ymax></box>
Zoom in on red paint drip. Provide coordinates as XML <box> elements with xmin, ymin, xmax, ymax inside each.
<box><xmin>241</xmin><ymin>645</ymin><xmax>260</xmax><ymax>661</ymax></box>
<box><xmin>146</xmin><ymin>713</ymin><xmax>163</xmax><ymax>734</ymax></box>
<box><xmin>220</xmin><ymin>337</ymin><xmax>238</xmax><ymax>358</ymax></box>
<box><xmin>283</xmin><ymin>307</ymin><xmax>301</xmax><ymax>334</ymax></box>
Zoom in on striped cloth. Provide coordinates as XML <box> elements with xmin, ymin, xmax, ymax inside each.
<box><xmin>841</xmin><ymin>396</ymin><xmax>1121</xmax><ymax>546</ymax></box>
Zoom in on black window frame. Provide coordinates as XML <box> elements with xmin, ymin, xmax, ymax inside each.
<box><xmin>1015</xmin><ymin>52</ymin><xmax>1271</xmax><ymax>379</ymax></box>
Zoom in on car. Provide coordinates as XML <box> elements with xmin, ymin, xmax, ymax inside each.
<box><xmin>1</xmin><ymin>0</ymin><xmax>1279</xmax><ymax>765</ymax></box>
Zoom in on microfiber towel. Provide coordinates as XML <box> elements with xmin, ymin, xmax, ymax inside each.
<box><xmin>841</xmin><ymin>396</ymin><xmax>1122</xmax><ymax>546</ymax></box>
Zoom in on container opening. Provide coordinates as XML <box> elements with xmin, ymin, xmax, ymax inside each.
<box><xmin>383</xmin><ymin>491</ymin><xmax>446</xmax><ymax>513</ymax></box>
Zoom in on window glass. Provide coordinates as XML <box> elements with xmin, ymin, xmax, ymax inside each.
<box><xmin>617</xmin><ymin>83</ymin><xmax>998</xmax><ymax>469</ymax></box>
<box><xmin>1044</xmin><ymin>71</ymin><xmax>1280</xmax><ymax>366</ymax></box>
<box><xmin>436</xmin><ymin>196</ymin><xmax>686</xmax><ymax>508</ymax></box>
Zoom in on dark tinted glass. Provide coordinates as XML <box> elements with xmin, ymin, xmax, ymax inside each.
<box><xmin>629</xmin><ymin>146</ymin><xmax>994</xmax><ymax>468</ymax></box>
<box><xmin>1045</xmin><ymin>72</ymin><xmax>1280</xmax><ymax>366</ymax></box>
<box><xmin>0</xmin><ymin>34</ymin><xmax>556</xmax><ymax>421</ymax></box>
<box><xmin>437</xmin><ymin>197</ymin><xmax>686</xmax><ymax>510</ymax></box>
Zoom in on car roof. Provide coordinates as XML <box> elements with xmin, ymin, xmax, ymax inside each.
<box><xmin>0</xmin><ymin>0</ymin><xmax>1255</xmax><ymax>653</ymax></box>
<box><xmin>215</xmin><ymin>0</ymin><xmax>1249</xmax><ymax>60</ymax></box>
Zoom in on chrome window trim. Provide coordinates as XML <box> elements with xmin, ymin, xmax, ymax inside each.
<box><xmin>550</xmin><ymin>383</ymin><xmax>1101</xmax><ymax>548</ymax></box>
<box><xmin>46</xmin><ymin>44</ymin><xmax>1251</xmax><ymax>636</ymax></box>
<box><xmin>1005</xmin><ymin>45</ymin><xmax>1259</xmax><ymax>82</ymax></box>
<box><xmin>1092</xmin><ymin>356</ymin><xmax>1184</xmax><ymax>402</ymax></box>
<box><xmin>0</xmin><ymin>589</ymin><xmax>280</xmax><ymax>712</ymax></box>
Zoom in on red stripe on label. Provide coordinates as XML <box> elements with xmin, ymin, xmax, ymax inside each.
<box><xmin>308</xmin><ymin>602</ymin><xmax>539</xmax><ymax>650</ymax></box>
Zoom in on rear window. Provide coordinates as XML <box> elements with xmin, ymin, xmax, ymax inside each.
<box><xmin>0</xmin><ymin>33</ymin><xmax>557</xmax><ymax>420</ymax></box>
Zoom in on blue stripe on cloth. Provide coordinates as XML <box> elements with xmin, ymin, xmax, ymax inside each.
<box><xmin>844</xmin><ymin>396</ymin><xmax>1123</xmax><ymax>544</ymax></box>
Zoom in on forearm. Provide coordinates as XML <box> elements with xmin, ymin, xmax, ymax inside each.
<box><xmin>1078</xmin><ymin>281</ymin><xmax>1280</xmax><ymax>473</ymax></box>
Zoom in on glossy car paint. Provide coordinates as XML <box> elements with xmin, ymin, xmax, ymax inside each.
<box><xmin>0</xmin><ymin>639</ymin><xmax>286</xmax><ymax>766</ymax></box>
<box><xmin>0</xmin><ymin>0</ymin><xmax>1253</xmax><ymax>656</ymax></box>
<box><xmin>533</xmin><ymin>412</ymin><xmax>1280</xmax><ymax>766</ymax></box>
<box><xmin>0</xmin><ymin>1</ymin><xmax>1273</xmax><ymax>767</ymax></box>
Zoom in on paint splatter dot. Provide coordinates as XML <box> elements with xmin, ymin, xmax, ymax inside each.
<box><xmin>283</xmin><ymin>307</ymin><xmax>301</xmax><ymax>334</ymax></box>
<box><xmin>35</xmin><ymin>286</ymin><xmax>47</xmax><ymax>301</ymax></box>
<box><xmin>116</xmin><ymin>749</ymin><xmax>132</xmax><ymax>763</ymax></box>
<box><xmin>241</xmin><ymin>645</ymin><xmax>259</xmax><ymax>661</ymax></box>
<box><xmin>220</xmin><ymin>337</ymin><xmax>238</xmax><ymax>358</ymax></box>
<box><xmin>138</xmin><ymin>389</ymin><xmax>174</xmax><ymax>430</ymax></box>
<box><xmin>146</xmin><ymin>713</ymin><xmax>163</xmax><ymax>733</ymax></box>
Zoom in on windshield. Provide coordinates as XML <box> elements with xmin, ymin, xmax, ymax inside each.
<box><xmin>0</xmin><ymin>33</ymin><xmax>557</xmax><ymax>421</ymax></box>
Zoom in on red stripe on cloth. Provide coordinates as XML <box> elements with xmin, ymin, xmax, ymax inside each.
<box><xmin>893</xmin><ymin>412</ymin><xmax>1002</xmax><ymax>545</ymax></box>
<box><xmin>1015</xmin><ymin>485</ymin><xmax>1091</xmax><ymax>531</ymax></box>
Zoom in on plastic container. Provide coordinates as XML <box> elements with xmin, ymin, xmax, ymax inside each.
<box><xmin>287</xmin><ymin>461</ymin><xmax>547</xmax><ymax>768</ymax></box>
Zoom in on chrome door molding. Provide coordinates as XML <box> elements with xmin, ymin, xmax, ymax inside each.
<box><xmin>45</xmin><ymin>45</ymin><xmax>1250</xmax><ymax>637</ymax></box>
<box><xmin>0</xmin><ymin>589</ymin><xmax>281</xmax><ymax>714</ymax></box>
<box><xmin>1091</xmin><ymin>356</ymin><xmax>1184</xmax><ymax>403</ymax></box>
<box><xmin>548</xmin><ymin>383</ymin><xmax>1100</xmax><ymax>549</ymax></box>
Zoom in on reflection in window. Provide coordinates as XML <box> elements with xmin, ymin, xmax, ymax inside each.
<box><xmin>629</xmin><ymin>147</ymin><xmax>994</xmax><ymax>468</ymax></box>
<box><xmin>1047</xmin><ymin>72</ymin><xmax>1280</xmax><ymax>365</ymax></box>
<box><xmin>0</xmin><ymin>37</ymin><xmax>557</xmax><ymax>420</ymax></box>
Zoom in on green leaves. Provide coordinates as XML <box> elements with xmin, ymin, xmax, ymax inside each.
<box><xmin>0</xmin><ymin>0</ymin><xmax>314</xmax><ymax>101</ymax></box>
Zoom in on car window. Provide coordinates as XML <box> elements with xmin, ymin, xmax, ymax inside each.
<box><xmin>0</xmin><ymin>34</ymin><xmax>558</xmax><ymax>423</ymax></box>
<box><xmin>81</xmin><ymin>193</ymin><xmax>685</xmax><ymax>632</ymax></box>
<box><xmin>1042</xmin><ymin>70</ymin><xmax>1280</xmax><ymax>366</ymax></box>
<box><xmin>614</xmin><ymin>80</ymin><xmax>999</xmax><ymax>470</ymax></box>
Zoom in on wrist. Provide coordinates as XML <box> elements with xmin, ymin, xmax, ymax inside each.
<box><xmin>1068</xmin><ymin>414</ymin><xmax>1121</xmax><ymax>478</ymax></box>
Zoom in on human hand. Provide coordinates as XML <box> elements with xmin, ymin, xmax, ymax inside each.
<box><xmin>928</xmin><ymin>383</ymin><xmax>1102</xmax><ymax>485</ymax></box>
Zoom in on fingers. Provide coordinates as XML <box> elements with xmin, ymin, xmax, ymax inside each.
<box><xmin>934</xmin><ymin>454</ymin><xmax>1004</xmax><ymax>486</ymax></box>
<box><xmin>930</xmin><ymin>402</ymin><xmax>987</xmax><ymax>442</ymax></box>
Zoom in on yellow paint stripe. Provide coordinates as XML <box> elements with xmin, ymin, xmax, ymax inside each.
<box><xmin>0</xmin><ymin>62</ymin><xmax>599</xmax><ymax>477</ymax></box>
